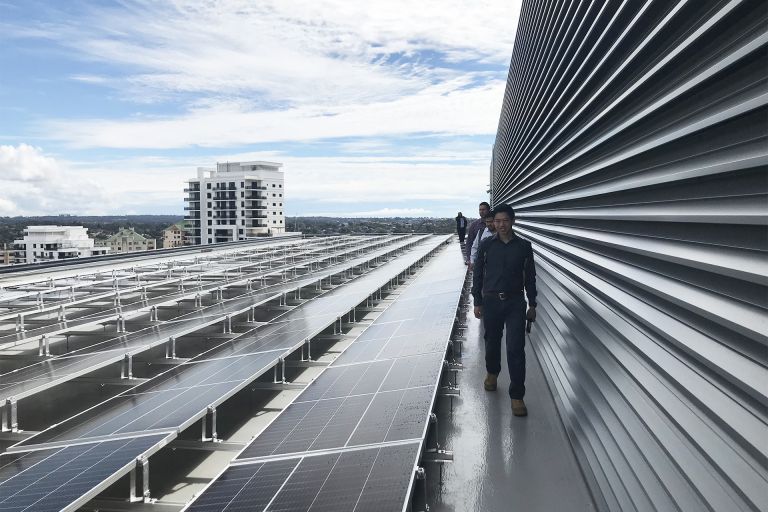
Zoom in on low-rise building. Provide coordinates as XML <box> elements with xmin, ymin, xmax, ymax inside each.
<box><xmin>104</xmin><ymin>227</ymin><xmax>157</xmax><ymax>253</ymax></box>
<box><xmin>162</xmin><ymin>222</ymin><xmax>186</xmax><ymax>248</ymax></box>
<box><xmin>12</xmin><ymin>226</ymin><xmax>109</xmax><ymax>264</ymax></box>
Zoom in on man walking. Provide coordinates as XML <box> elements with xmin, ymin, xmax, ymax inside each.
<box><xmin>469</xmin><ymin>212</ymin><xmax>495</xmax><ymax>265</ymax></box>
<box><xmin>455</xmin><ymin>212</ymin><xmax>468</xmax><ymax>243</ymax></box>
<box><xmin>471</xmin><ymin>204</ymin><xmax>537</xmax><ymax>417</ymax></box>
<box><xmin>465</xmin><ymin>201</ymin><xmax>490</xmax><ymax>266</ymax></box>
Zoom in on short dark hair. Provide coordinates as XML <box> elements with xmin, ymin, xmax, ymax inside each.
<box><xmin>479</xmin><ymin>201</ymin><xmax>490</xmax><ymax>209</ymax></box>
<box><xmin>483</xmin><ymin>212</ymin><xmax>495</xmax><ymax>219</ymax></box>
<box><xmin>492</xmin><ymin>204</ymin><xmax>515</xmax><ymax>220</ymax></box>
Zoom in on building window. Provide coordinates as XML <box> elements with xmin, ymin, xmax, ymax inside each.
<box><xmin>207</xmin><ymin>229</ymin><xmax>212</xmax><ymax>234</ymax></box>
<box><xmin>279</xmin><ymin>203</ymin><xmax>282</xmax><ymax>206</ymax></box>
<box><xmin>207</xmin><ymin>183</ymin><xmax>211</xmax><ymax>189</ymax></box>
<box><xmin>241</xmin><ymin>201</ymin><xmax>244</xmax><ymax>207</ymax></box>
<box><xmin>207</xmin><ymin>220</ymin><xmax>212</xmax><ymax>225</ymax></box>
<box><xmin>279</xmin><ymin>184</ymin><xmax>282</xmax><ymax>188</ymax></box>
<box><xmin>208</xmin><ymin>238</ymin><xmax>212</xmax><ymax>243</ymax></box>
<box><xmin>207</xmin><ymin>202</ymin><xmax>212</xmax><ymax>208</ymax></box>
<box><xmin>238</xmin><ymin>229</ymin><xmax>243</xmax><ymax>234</ymax></box>
<box><xmin>279</xmin><ymin>194</ymin><xmax>282</xmax><ymax>197</ymax></box>
<box><xmin>273</xmin><ymin>220</ymin><xmax>276</xmax><ymax>224</ymax></box>
<box><xmin>273</xmin><ymin>203</ymin><xmax>276</xmax><ymax>206</ymax></box>
<box><xmin>272</xmin><ymin>193</ymin><xmax>276</xmax><ymax>197</ymax></box>
<box><xmin>272</xmin><ymin>184</ymin><xmax>276</xmax><ymax>187</ymax></box>
<box><xmin>240</xmin><ymin>182</ymin><xmax>244</xmax><ymax>187</ymax></box>
<box><xmin>279</xmin><ymin>220</ymin><xmax>283</xmax><ymax>224</ymax></box>
<box><xmin>279</xmin><ymin>211</ymin><xmax>282</xmax><ymax>215</ymax></box>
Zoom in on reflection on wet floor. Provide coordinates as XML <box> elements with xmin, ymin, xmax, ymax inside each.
<box><xmin>429</xmin><ymin>287</ymin><xmax>596</xmax><ymax>512</ymax></box>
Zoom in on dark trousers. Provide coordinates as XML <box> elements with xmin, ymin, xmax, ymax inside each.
<box><xmin>483</xmin><ymin>296</ymin><xmax>526</xmax><ymax>399</ymax></box>
<box><xmin>458</xmin><ymin>228</ymin><xmax>466</xmax><ymax>243</ymax></box>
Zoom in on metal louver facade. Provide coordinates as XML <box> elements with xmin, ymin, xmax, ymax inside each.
<box><xmin>492</xmin><ymin>1</ymin><xmax>767</xmax><ymax>511</ymax></box>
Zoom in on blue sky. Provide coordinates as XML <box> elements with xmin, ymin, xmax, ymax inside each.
<box><xmin>0</xmin><ymin>0</ymin><xmax>520</xmax><ymax>217</ymax></box>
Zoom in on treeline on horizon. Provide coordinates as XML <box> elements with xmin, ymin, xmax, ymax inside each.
<box><xmin>0</xmin><ymin>215</ymin><xmax>458</xmax><ymax>246</ymax></box>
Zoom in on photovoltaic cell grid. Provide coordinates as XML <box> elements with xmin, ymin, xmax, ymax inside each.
<box><xmin>0</xmin><ymin>235</ymin><xmax>417</xmax><ymax>402</ymax></box>
<box><xmin>186</xmin><ymin>442</ymin><xmax>420</xmax><ymax>512</ymax></box>
<box><xmin>15</xmin><ymin>236</ymin><xmax>447</xmax><ymax>448</ymax></box>
<box><xmin>0</xmin><ymin>433</ymin><xmax>170</xmax><ymax>512</ymax></box>
<box><xmin>237</xmin><ymin>258</ymin><xmax>465</xmax><ymax>460</ymax></box>
<box><xmin>184</xmin><ymin>245</ymin><xmax>465</xmax><ymax>511</ymax></box>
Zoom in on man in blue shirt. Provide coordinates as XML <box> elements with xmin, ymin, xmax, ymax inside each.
<box><xmin>471</xmin><ymin>204</ymin><xmax>537</xmax><ymax>417</ymax></box>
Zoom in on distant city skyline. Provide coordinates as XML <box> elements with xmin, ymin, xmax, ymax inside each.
<box><xmin>0</xmin><ymin>1</ymin><xmax>521</xmax><ymax>217</ymax></box>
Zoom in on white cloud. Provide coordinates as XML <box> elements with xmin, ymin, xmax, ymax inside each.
<box><xmin>10</xmin><ymin>1</ymin><xmax>520</xmax><ymax>149</ymax></box>
<box><xmin>0</xmin><ymin>144</ymin><xmax>114</xmax><ymax>216</ymax></box>
<box><xmin>42</xmin><ymin>79</ymin><xmax>505</xmax><ymax>149</ymax></box>
<box><xmin>0</xmin><ymin>143</ymin><xmax>59</xmax><ymax>181</ymax></box>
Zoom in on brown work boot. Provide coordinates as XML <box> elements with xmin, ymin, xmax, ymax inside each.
<box><xmin>511</xmin><ymin>399</ymin><xmax>528</xmax><ymax>417</ymax></box>
<box><xmin>484</xmin><ymin>373</ymin><xmax>497</xmax><ymax>391</ymax></box>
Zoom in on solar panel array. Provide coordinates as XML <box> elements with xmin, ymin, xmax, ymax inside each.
<box><xmin>184</xmin><ymin>244</ymin><xmax>466</xmax><ymax>511</ymax></box>
<box><xmin>0</xmin><ymin>235</ymin><xmax>417</xmax><ymax>405</ymax></box>
<box><xmin>0</xmin><ymin>234</ymin><xmax>462</xmax><ymax>512</ymax></box>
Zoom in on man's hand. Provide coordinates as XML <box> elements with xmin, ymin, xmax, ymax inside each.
<box><xmin>526</xmin><ymin>306</ymin><xmax>536</xmax><ymax>322</ymax></box>
<box><xmin>474</xmin><ymin>306</ymin><xmax>483</xmax><ymax>319</ymax></box>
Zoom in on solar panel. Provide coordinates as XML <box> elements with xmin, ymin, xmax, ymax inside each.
<box><xmin>0</xmin><ymin>236</ymin><xmax>417</xmax><ymax>401</ymax></box>
<box><xmin>0</xmin><ymin>433</ymin><xmax>169</xmax><ymax>512</ymax></box>
<box><xmin>185</xmin><ymin>442</ymin><xmax>420</xmax><ymax>512</ymax></box>
<box><xmin>14</xmin><ymin>237</ymin><xmax>447</xmax><ymax>448</ymax></box>
<box><xmin>182</xmin><ymin>242</ymin><xmax>466</xmax><ymax>511</ymax></box>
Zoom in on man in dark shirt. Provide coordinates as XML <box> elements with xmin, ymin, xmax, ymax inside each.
<box><xmin>471</xmin><ymin>204</ymin><xmax>537</xmax><ymax>417</ymax></box>
<box><xmin>455</xmin><ymin>212</ymin><xmax>468</xmax><ymax>243</ymax></box>
<box><xmin>465</xmin><ymin>201</ymin><xmax>490</xmax><ymax>266</ymax></box>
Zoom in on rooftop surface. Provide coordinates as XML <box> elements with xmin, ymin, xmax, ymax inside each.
<box><xmin>428</xmin><ymin>270</ymin><xmax>596</xmax><ymax>510</ymax></box>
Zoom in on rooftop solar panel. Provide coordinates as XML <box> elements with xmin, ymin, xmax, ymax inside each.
<box><xmin>0</xmin><ymin>433</ymin><xmax>170</xmax><ymax>512</ymax></box>
<box><xmin>14</xmin><ymin>237</ymin><xmax>447</xmax><ymax>448</ymax></box>
<box><xmin>185</xmin><ymin>442</ymin><xmax>420</xmax><ymax>512</ymax></box>
<box><xmin>184</xmin><ymin>242</ymin><xmax>465</xmax><ymax>512</ymax></box>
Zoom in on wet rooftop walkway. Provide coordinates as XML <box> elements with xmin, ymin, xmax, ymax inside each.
<box><xmin>427</xmin><ymin>249</ymin><xmax>596</xmax><ymax>511</ymax></box>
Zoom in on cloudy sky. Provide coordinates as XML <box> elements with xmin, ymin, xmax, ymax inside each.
<box><xmin>0</xmin><ymin>0</ymin><xmax>520</xmax><ymax>217</ymax></box>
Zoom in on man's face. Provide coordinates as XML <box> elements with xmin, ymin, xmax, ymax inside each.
<box><xmin>479</xmin><ymin>203</ymin><xmax>490</xmax><ymax>217</ymax></box>
<box><xmin>494</xmin><ymin>212</ymin><xmax>513</xmax><ymax>235</ymax></box>
<box><xmin>484</xmin><ymin>217</ymin><xmax>495</xmax><ymax>232</ymax></box>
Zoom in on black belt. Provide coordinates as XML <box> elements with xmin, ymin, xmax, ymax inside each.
<box><xmin>483</xmin><ymin>291</ymin><xmax>520</xmax><ymax>301</ymax></box>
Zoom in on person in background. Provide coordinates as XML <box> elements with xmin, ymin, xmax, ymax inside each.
<box><xmin>465</xmin><ymin>201</ymin><xmax>490</xmax><ymax>267</ymax></box>
<box><xmin>469</xmin><ymin>212</ymin><xmax>496</xmax><ymax>265</ymax></box>
<box><xmin>471</xmin><ymin>204</ymin><xmax>537</xmax><ymax>417</ymax></box>
<box><xmin>455</xmin><ymin>212</ymin><xmax>468</xmax><ymax>243</ymax></box>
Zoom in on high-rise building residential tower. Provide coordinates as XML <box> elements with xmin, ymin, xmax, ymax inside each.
<box><xmin>184</xmin><ymin>161</ymin><xmax>285</xmax><ymax>245</ymax></box>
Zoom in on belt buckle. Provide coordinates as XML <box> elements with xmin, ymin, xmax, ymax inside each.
<box><xmin>498</xmin><ymin>292</ymin><xmax>507</xmax><ymax>301</ymax></box>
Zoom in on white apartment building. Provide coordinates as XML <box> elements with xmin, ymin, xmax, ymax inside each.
<box><xmin>184</xmin><ymin>161</ymin><xmax>285</xmax><ymax>245</ymax></box>
<box><xmin>12</xmin><ymin>226</ymin><xmax>109</xmax><ymax>264</ymax></box>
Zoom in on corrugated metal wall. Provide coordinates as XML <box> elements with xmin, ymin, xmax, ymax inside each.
<box><xmin>491</xmin><ymin>1</ymin><xmax>767</xmax><ymax>511</ymax></box>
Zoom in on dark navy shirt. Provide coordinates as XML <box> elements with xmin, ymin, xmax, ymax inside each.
<box><xmin>471</xmin><ymin>233</ymin><xmax>537</xmax><ymax>307</ymax></box>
